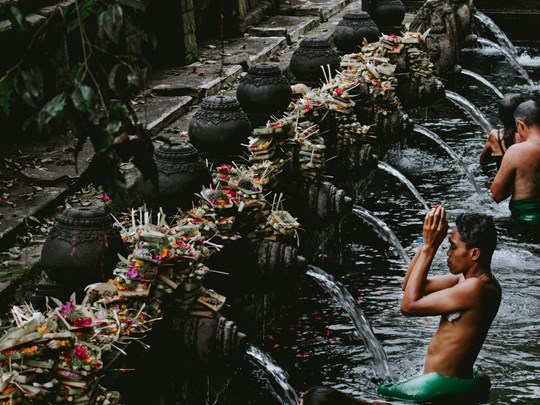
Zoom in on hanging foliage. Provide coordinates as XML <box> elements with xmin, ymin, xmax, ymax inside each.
<box><xmin>0</xmin><ymin>0</ymin><xmax>158</xmax><ymax>204</ymax></box>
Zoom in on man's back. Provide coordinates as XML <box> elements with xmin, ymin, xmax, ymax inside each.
<box><xmin>424</xmin><ymin>275</ymin><xmax>501</xmax><ymax>378</ymax></box>
<box><xmin>491</xmin><ymin>134</ymin><xmax>540</xmax><ymax>202</ymax></box>
<box><xmin>510</xmin><ymin>138</ymin><xmax>540</xmax><ymax>200</ymax></box>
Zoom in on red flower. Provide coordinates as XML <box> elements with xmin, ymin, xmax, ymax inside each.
<box><xmin>74</xmin><ymin>345</ymin><xmax>89</xmax><ymax>360</ymax></box>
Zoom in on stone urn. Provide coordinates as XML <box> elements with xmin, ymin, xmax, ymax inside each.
<box><xmin>41</xmin><ymin>205</ymin><xmax>126</xmax><ymax>293</ymax></box>
<box><xmin>140</xmin><ymin>142</ymin><xmax>211</xmax><ymax>214</ymax></box>
<box><xmin>188</xmin><ymin>95</ymin><xmax>252</xmax><ymax>165</ymax></box>
<box><xmin>236</xmin><ymin>63</ymin><xmax>292</xmax><ymax>128</ymax></box>
<box><xmin>289</xmin><ymin>37</ymin><xmax>341</xmax><ymax>88</ymax></box>
<box><xmin>370</xmin><ymin>0</ymin><xmax>405</xmax><ymax>29</ymax></box>
<box><xmin>333</xmin><ymin>10</ymin><xmax>381</xmax><ymax>54</ymax></box>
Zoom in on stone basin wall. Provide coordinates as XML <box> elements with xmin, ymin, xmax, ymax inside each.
<box><xmin>402</xmin><ymin>0</ymin><xmax>540</xmax><ymax>43</ymax></box>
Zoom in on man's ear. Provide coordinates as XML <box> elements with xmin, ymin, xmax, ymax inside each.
<box><xmin>470</xmin><ymin>247</ymin><xmax>481</xmax><ymax>262</ymax></box>
<box><xmin>516</xmin><ymin>119</ymin><xmax>526</xmax><ymax>133</ymax></box>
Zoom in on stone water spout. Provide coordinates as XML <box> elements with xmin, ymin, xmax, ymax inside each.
<box><xmin>256</xmin><ymin>239</ymin><xmax>307</xmax><ymax>277</ymax></box>
<box><xmin>304</xmin><ymin>181</ymin><xmax>354</xmax><ymax>221</ymax></box>
<box><xmin>410</xmin><ymin>0</ymin><xmax>477</xmax><ymax>78</ymax></box>
<box><xmin>175</xmin><ymin>313</ymin><xmax>247</xmax><ymax>365</ymax></box>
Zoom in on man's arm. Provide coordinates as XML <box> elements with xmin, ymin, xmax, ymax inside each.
<box><xmin>491</xmin><ymin>148</ymin><xmax>517</xmax><ymax>202</ymax></box>
<box><xmin>401</xmin><ymin>205</ymin><xmax>450</xmax><ymax>314</ymax></box>
<box><xmin>401</xmin><ymin>278</ymin><xmax>479</xmax><ymax>317</ymax></box>
<box><xmin>402</xmin><ymin>248</ymin><xmax>460</xmax><ymax>294</ymax></box>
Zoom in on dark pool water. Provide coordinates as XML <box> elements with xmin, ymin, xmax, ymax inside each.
<box><xmin>219</xmin><ymin>45</ymin><xmax>540</xmax><ymax>404</ymax></box>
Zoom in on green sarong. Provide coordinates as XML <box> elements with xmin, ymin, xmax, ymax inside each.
<box><xmin>377</xmin><ymin>370</ymin><xmax>491</xmax><ymax>402</ymax></box>
<box><xmin>509</xmin><ymin>199</ymin><xmax>540</xmax><ymax>225</ymax></box>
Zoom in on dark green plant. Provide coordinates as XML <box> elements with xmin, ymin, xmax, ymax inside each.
<box><xmin>0</xmin><ymin>0</ymin><xmax>158</xmax><ymax>203</ymax></box>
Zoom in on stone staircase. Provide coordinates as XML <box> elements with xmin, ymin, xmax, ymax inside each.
<box><xmin>0</xmin><ymin>0</ymin><xmax>365</xmax><ymax>308</ymax></box>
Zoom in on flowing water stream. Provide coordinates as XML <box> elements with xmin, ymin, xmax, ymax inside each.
<box><xmin>219</xmin><ymin>38</ymin><xmax>540</xmax><ymax>405</ymax></box>
<box><xmin>352</xmin><ymin>206</ymin><xmax>411</xmax><ymax>266</ymax></box>
<box><xmin>476</xmin><ymin>38</ymin><xmax>535</xmax><ymax>87</ymax></box>
<box><xmin>444</xmin><ymin>90</ymin><xmax>493</xmax><ymax>133</ymax></box>
<box><xmin>238</xmin><ymin>44</ymin><xmax>540</xmax><ymax>405</ymax></box>
<box><xmin>474</xmin><ymin>12</ymin><xmax>519</xmax><ymax>58</ymax></box>
<box><xmin>306</xmin><ymin>265</ymin><xmax>394</xmax><ymax>383</ymax></box>
<box><xmin>246</xmin><ymin>345</ymin><xmax>300</xmax><ymax>405</ymax></box>
<box><xmin>460</xmin><ymin>68</ymin><xmax>504</xmax><ymax>99</ymax></box>
<box><xmin>377</xmin><ymin>161</ymin><xmax>429</xmax><ymax>211</ymax></box>
<box><xmin>413</xmin><ymin>123</ymin><xmax>488</xmax><ymax>203</ymax></box>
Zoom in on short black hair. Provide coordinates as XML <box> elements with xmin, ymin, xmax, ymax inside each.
<box><xmin>514</xmin><ymin>99</ymin><xmax>540</xmax><ymax>129</ymax></box>
<box><xmin>499</xmin><ymin>93</ymin><xmax>527</xmax><ymax>146</ymax></box>
<box><xmin>455</xmin><ymin>213</ymin><xmax>497</xmax><ymax>265</ymax></box>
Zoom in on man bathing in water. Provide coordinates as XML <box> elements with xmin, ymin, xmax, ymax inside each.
<box><xmin>378</xmin><ymin>207</ymin><xmax>501</xmax><ymax>401</ymax></box>
<box><xmin>491</xmin><ymin>99</ymin><xmax>540</xmax><ymax>227</ymax></box>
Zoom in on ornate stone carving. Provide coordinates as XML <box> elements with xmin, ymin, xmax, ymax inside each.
<box><xmin>290</xmin><ymin>37</ymin><xmax>340</xmax><ymax>88</ymax></box>
<box><xmin>140</xmin><ymin>142</ymin><xmax>211</xmax><ymax>214</ymax></box>
<box><xmin>236</xmin><ymin>63</ymin><xmax>292</xmax><ymax>127</ymax></box>
<box><xmin>333</xmin><ymin>10</ymin><xmax>381</xmax><ymax>54</ymax></box>
<box><xmin>41</xmin><ymin>206</ymin><xmax>126</xmax><ymax>292</ymax></box>
<box><xmin>188</xmin><ymin>95</ymin><xmax>252</xmax><ymax>164</ymax></box>
<box><xmin>410</xmin><ymin>0</ymin><xmax>476</xmax><ymax>78</ymax></box>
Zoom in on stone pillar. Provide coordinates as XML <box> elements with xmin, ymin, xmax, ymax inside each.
<box><xmin>181</xmin><ymin>0</ymin><xmax>198</xmax><ymax>64</ymax></box>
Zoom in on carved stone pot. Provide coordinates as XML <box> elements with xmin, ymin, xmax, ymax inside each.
<box><xmin>370</xmin><ymin>0</ymin><xmax>405</xmax><ymax>29</ymax></box>
<box><xmin>188</xmin><ymin>95</ymin><xmax>252</xmax><ymax>165</ymax></box>
<box><xmin>41</xmin><ymin>205</ymin><xmax>126</xmax><ymax>293</ymax></box>
<box><xmin>289</xmin><ymin>37</ymin><xmax>341</xmax><ymax>88</ymax></box>
<box><xmin>140</xmin><ymin>142</ymin><xmax>211</xmax><ymax>214</ymax></box>
<box><xmin>236</xmin><ymin>63</ymin><xmax>292</xmax><ymax>128</ymax></box>
<box><xmin>333</xmin><ymin>10</ymin><xmax>381</xmax><ymax>54</ymax></box>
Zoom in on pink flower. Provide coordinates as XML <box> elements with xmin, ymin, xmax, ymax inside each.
<box><xmin>102</xmin><ymin>194</ymin><xmax>110</xmax><ymax>202</ymax></box>
<box><xmin>127</xmin><ymin>268</ymin><xmax>140</xmax><ymax>279</ymax></box>
<box><xmin>61</xmin><ymin>300</ymin><xmax>76</xmax><ymax>315</ymax></box>
<box><xmin>74</xmin><ymin>345</ymin><xmax>89</xmax><ymax>360</ymax></box>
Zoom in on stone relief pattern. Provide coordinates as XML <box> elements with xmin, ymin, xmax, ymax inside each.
<box><xmin>239</xmin><ymin>75</ymin><xmax>290</xmax><ymax>88</ymax></box>
<box><xmin>156</xmin><ymin>159</ymin><xmax>208</xmax><ymax>174</ymax></box>
<box><xmin>48</xmin><ymin>227</ymin><xmax>121</xmax><ymax>243</ymax></box>
<box><xmin>192</xmin><ymin>110</ymin><xmax>250</xmax><ymax>125</ymax></box>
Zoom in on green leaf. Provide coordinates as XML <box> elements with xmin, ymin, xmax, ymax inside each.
<box><xmin>65</xmin><ymin>0</ymin><xmax>95</xmax><ymax>34</ymax></box>
<box><xmin>17</xmin><ymin>67</ymin><xmax>44</xmax><ymax>108</ymax></box>
<box><xmin>38</xmin><ymin>93</ymin><xmax>66</xmax><ymax>131</ymax></box>
<box><xmin>116</xmin><ymin>0</ymin><xmax>145</xmax><ymax>11</ymax></box>
<box><xmin>98</xmin><ymin>4</ymin><xmax>123</xmax><ymax>44</ymax></box>
<box><xmin>7</xmin><ymin>6</ymin><xmax>25</xmax><ymax>33</ymax></box>
<box><xmin>127</xmin><ymin>68</ymin><xmax>147</xmax><ymax>90</ymax></box>
<box><xmin>0</xmin><ymin>75</ymin><xmax>15</xmax><ymax>116</ymax></box>
<box><xmin>108</xmin><ymin>64</ymin><xmax>129</xmax><ymax>96</ymax></box>
<box><xmin>72</xmin><ymin>85</ymin><xmax>97</xmax><ymax>116</ymax></box>
<box><xmin>106</xmin><ymin>120</ymin><xmax>122</xmax><ymax>136</ymax></box>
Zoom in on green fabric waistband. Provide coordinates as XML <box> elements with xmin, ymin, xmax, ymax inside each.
<box><xmin>377</xmin><ymin>370</ymin><xmax>491</xmax><ymax>402</ymax></box>
<box><xmin>509</xmin><ymin>199</ymin><xmax>540</xmax><ymax>225</ymax></box>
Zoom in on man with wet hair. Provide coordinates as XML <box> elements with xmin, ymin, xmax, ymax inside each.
<box><xmin>378</xmin><ymin>208</ymin><xmax>501</xmax><ymax>403</ymax></box>
<box><xmin>491</xmin><ymin>99</ymin><xmax>540</xmax><ymax>227</ymax></box>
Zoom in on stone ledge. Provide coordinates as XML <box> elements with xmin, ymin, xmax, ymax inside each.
<box><xmin>148</xmin><ymin>64</ymin><xmax>243</xmax><ymax>101</ymax></box>
<box><xmin>281</xmin><ymin>0</ymin><xmax>354</xmax><ymax>21</ymax></box>
<box><xmin>249</xmin><ymin>15</ymin><xmax>320</xmax><ymax>44</ymax></box>
<box><xmin>196</xmin><ymin>36</ymin><xmax>288</xmax><ymax>67</ymax></box>
<box><xmin>134</xmin><ymin>95</ymin><xmax>194</xmax><ymax>137</ymax></box>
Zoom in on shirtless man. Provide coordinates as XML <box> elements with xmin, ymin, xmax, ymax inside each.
<box><xmin>378</xmin><ymin>207</ymin><xmax>501</xmax><ymax>402</ymax></box>
<box><xmin>491</xmin><ymin>99</ymin><xmax>540</xmax><ymax>226</ymax></box>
